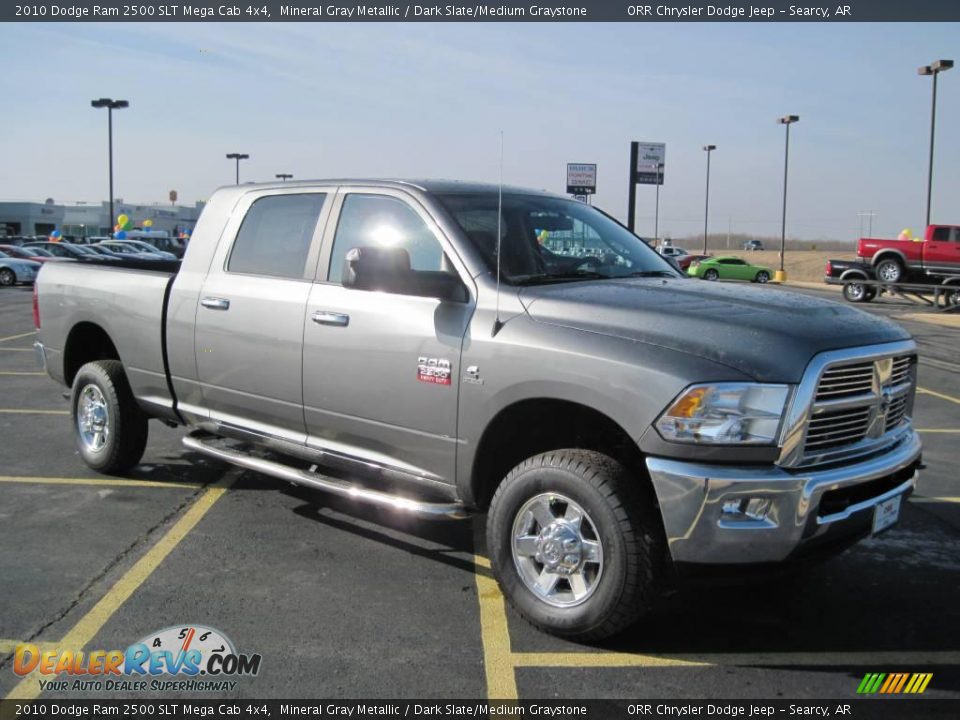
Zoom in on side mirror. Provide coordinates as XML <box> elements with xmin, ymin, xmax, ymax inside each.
<box><xmin>341</xmin><ymin>247</ymin><xmax>468</xmax><ymax>302</ymax></box>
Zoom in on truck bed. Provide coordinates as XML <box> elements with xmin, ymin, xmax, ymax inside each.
<box><xmin>36</xmin><ymin>260</ymin><xmax>180</xmax><ymax>419</ymax></box>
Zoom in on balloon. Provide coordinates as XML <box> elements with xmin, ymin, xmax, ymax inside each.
<box><xmin>537</xmin><ymin>230</ymin><xmax>549</xmax><ymax>244</ymax></box>
<box><xmin>117</xmin><ymin>214</ymin><xmax>129</xmax><ymax>227</ymax></box>
<box><xmin>115</xmin><ymin>230</ymin><xmax>127</xmax><ymax>239</ymax></box>
<box><xmin>898</xmin><ymin>228</ymin><xmax>913</xmax><ymax>241</ymax></box>
<box><xmin>143</xmin><ymin>219</ymin><xmax>153</xmax><ymax>228</ymax></box>
<box><xmin>50</xmin><ymin>230</ymin><xmax>61</xmax><ymax>238</ymax></box>
<box><xmin>122</xmin><ymin>220</ymin><xmax>132</xmax><ymax>231</ymax></box>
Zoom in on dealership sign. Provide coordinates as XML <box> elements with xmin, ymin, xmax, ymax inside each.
<box><xmin>635</xmin><ymin>143</ymin><xmax>665</xmax><ymax>185</ymax></box>
<box><xmin>566</xmin><ymin>163</ymin><xmax>597</xmax><ymax>195</ymax></box>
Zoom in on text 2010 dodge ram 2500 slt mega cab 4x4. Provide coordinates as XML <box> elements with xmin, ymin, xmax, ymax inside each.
<box><xmin>35</xmin><ymin>180</ymin><xmax>922</xmax><ymax>639</ymax></box>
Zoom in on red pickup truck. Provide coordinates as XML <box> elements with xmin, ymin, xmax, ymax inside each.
<box><xmin>858</xmin><ymin>224</ymin><xmax>960</xmax><ymax>283</ymax></box>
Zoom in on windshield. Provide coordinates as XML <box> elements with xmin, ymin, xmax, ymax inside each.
<box><xmin>103</xmin><ymin>243</ymin><xmax>136</xmax><ymax>254</ymax></box>
<box><xmin>435</xmin><ymin>192</ymin><xmax>679</xmax><ymax>284</ymax></box>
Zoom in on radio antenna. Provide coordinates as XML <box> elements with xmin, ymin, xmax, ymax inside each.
<box><xmin>492</xmin><ymin>130</ymin><xmax>505</xmax><ymax>337</ymax></box>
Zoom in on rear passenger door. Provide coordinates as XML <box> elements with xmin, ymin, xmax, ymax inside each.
<box><xmin>193</xmin><ymin>189</ymin><xmax>333</xmax><ymax>444</ymax></box>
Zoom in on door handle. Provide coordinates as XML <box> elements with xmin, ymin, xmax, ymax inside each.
<box><xmin>200</xmin><ymin>297</ymin><xmax>231</xmax><ymax>310</ymax></box>
<box><xmin>311</xmin><ymin>310</ymin><xmax>349</xmax><ymax>327</ymax></box>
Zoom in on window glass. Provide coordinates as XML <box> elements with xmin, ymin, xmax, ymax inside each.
<box><xmin>328</xmin><ymin>194</ymin><xmax>445</xmax><ymax>282</ymax></box>
<box><xmin>437</xmin><ymin>192</ymin><xmax>677</xmax><ymax>284</ymax></box>
<box><xmin>228</xmin><ymin>194</ymin><xmax>326</xmax><ymax>279</ymax></box>
<box><xmin>932</xmin><ymin>227</ymin><xmax>950</xmax><ymax>241</ymax></box>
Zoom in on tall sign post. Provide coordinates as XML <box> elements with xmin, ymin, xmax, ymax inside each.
<box><xmin>627</xmin><ymin>141</ymin><xmax>666</xmax><ymax>240</ymax></box>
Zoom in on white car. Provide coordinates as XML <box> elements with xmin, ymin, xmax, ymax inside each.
<box><xmin>0</xmin><ymin>250</ymin><xmax>41</xmax><ymax>286</ymax></box>
<box><xmin>659</xmin><ymin>246</ymin><xmax>689</xmax><ymax>258</ymax></box>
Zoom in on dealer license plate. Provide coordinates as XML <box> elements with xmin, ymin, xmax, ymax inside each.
<box><xmin>872</xmin><ymin>495</ymin><xmax>902</xmax><ymax>535</ymax></box>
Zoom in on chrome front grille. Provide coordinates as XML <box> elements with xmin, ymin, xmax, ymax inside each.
<box><xmin>791</xmin><ymin>350</ymin><xmax>917</xmax><ymax>466</ymax></box>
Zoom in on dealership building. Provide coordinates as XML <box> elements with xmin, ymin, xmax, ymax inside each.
<box><xmin>0</xmin><ymin>199</ymin><xmax>203</xmax><ymax>239</ymax></box>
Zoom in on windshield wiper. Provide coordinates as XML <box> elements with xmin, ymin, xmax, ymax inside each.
<box><xmin>625</xmin><ymin>270</ymin><xmax>678</xmax><ymax>278</ymax></box>
<box><xmin>512</xmin><ymin>270</ymin><xmax>611</xmax><ymax>285</ymax></box>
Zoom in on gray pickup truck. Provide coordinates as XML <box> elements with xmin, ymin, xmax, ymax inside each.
<box><xmin>35</xmin><ymin>180</ymin><xmax>922</xmax><ymax>639</ymax></box>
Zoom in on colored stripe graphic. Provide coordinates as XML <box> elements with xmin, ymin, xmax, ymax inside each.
<box><xmin>858</xmin><ymin>672</ymin><xmax>932</xmax><ymax>694</ymax></box>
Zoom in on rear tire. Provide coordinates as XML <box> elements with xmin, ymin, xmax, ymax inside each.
<box><xmin>487</xmin><ymin>450</ymin><xmax>664</xmax><ymax>641</ymax></box>
<box><xmin>71</xmin><ymin>360</ymin><xmax>149</xmax><ymax>474</ymax></box>
<box><xmin>0</xmin><ymin>268</ymin><xmax>15</xmax><ymax>286</ymax></box>
<box><xmin>704</xmin><ymin>269</ymin><xmax>719</xmax><ymax>281</ymax></box>
<box><xmin>875</xmin><ymin>258</ymin><xmax>904</xmax><ymax>284</ymax></box>
<box><xmin>843</xmin><ymin>281</ymin><xmax>872</xmax><ymax>302</ymax></box>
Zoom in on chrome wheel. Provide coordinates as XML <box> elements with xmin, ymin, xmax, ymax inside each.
<box><xmin>511</xmin><ymin>493</ymin><xmax>603</xmax><ymax>608</ymax></box>
<box><xmin>876</xmin><ymin>260</ymin><xmax>902</xmax><ymax>283</ymax></box>
<box><xmin>0</xmin><ymin>268</ymin><xmax>14</xmax><ymax>286</ymax></box>
<box><xmin>77</xmin><ymin>384</ymin><xmax>110</xmax><ymax>453</ymax></box>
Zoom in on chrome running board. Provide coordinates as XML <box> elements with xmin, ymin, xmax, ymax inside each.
<box><xmin>182</xmin><ymin>432</ymin><xmax>470</xmax><ymax>520</ymax></box>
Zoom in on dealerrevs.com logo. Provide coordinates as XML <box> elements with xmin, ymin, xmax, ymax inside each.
<box><xmin>14</xmin><ymin>625</ymin><xmax>262</xmax><ymax>693</ymax></box>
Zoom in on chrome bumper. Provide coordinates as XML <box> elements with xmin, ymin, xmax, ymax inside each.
<box><xmin>646</xmin><ymin>431</ymin><xmax>921</xmax><ymax>565</ymax></box>
<box><xmin>34</xmin><ymin>340</ymin><xmax>47</xmax><ymax>372</ymax></box>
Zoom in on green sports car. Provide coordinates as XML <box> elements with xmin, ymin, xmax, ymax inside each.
<box><xmin>687</xmin><ymin>255</ymin><xmax>772</xmax><ymax>283</ymax></box>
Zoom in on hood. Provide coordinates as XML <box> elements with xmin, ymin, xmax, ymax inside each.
<box><xmin>520</xmin><ymin>278</ymin><xmax>911</xmax><ymax>382</ymax></box>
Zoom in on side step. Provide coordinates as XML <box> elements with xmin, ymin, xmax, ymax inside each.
<box><xmin>182</xmin><ymin>432</ymin><xmax>470</xmax><ymax>520</ymax></box>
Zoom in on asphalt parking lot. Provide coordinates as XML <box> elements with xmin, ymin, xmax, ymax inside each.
<box><xmin>0</xmin><ymin>282</ymin><xmax>958</xmax><ymax>702</ymax></box>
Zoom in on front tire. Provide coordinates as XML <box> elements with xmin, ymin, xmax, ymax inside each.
<box><xmin>0</xmin><ymin>268</ymin><xmax>15</xmax><ymax>286</ymax></box>
<box><xmin>71</xmin><ymin>360</ymin><xmax>148</xmax><ymax>474</ymax></box>
<box><xmin>487</xmin><ymin>450</ymin><xmax>664</xmax><ymax>641</ymax></box>
<box><xmin>755</xmin><ymin>271</ymin><xmax>770</xmax><ymax>284</ymax></box>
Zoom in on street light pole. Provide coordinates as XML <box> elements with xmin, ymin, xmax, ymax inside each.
<box><xmin>226</xmin><ymin>153</ymin><xmax>250</xmax><ymax>184</ymax></box>
<box><xmin>276</xmin><ymin>173</ymin><xmax>293</xmax><ymax>182</ymax></box>
<box><xmin>702</xmin><ymin>145</ymin><xmax>716</xmax><ymax>254</ymax></box>
<box><xmin>776</xmin><ymin>115</ymin><xmax>799</xmax><ymax>281</ymax></box>
<box><xmin>90</xmin><ymin>98</ymin><xmax>129</xmax><ymax>237</ymax></box>
<box><xmin>919</xmin><ymin>60</ymin><xmax>953</xmax><ymax>226</ymax></box>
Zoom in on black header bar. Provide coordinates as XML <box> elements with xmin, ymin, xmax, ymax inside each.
<box><xmin>4</xmin><ymin>0</ymin><xmax>960</xmax><ymax>23</ymax></box>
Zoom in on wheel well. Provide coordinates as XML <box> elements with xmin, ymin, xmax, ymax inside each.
<box><xmin>63</xmin><ymin>323</ymin><xmax>120</xmax><ymax>387</ymax></box>
<box><xmin>873</xmin><ymin>251</ymin><xmax>905</xmax><ymax>268</ymax></box>
<box><xmin>470</xmin><ymin>399</ymin><xmax>649</xmax><ymax>509</ymax></box>
<box><xmin>839</xmin><ymin>269</ymin><xmax>868</xmax><ymax>281</ymax></box>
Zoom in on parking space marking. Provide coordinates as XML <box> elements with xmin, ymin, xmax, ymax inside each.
<box><xmin>0</xmin><ymin>371</ymin><xmax>44</xmax><ymax>376</ymax></box>
<box><xmin>911</xmin><ymin>496</ymin><xmax>960</xmax><ymax>504</ymax></box>
<box><xmin>0</xmin><ymin>476</ymin><xmax>205</xmax><ymax>490</ymax></box>
<box><xmin>0</xmin><ymin>348</ymin><xmax>33</xmax><ymax>352</ymax></box>
<box><xmin>473</xmin><ymin>528</ymin><xmax>518</xmax><ymax>701</ymax></box>
<box><xmin>0</xmin><ymin>331</ymin><xmax>36</xmax><ymax>344</ymax></box>
<box><xmin>917</xmin><ymin>386</ymin><xmax>960</xmax><ymax>406</ymax></box>
<box><xmin>4</xmin><ymin>475</ymin><xmax>235</xmax><ymax>701</ymax></box>
<box><xmin>511</xmin><ymin>650</ymin><xmax>960</xmax><ymax>668</ymax></box>
<box><xmin>0</xmin><ymin>409</ymin><xmax>69</xmax><ymax>415</ymax></box>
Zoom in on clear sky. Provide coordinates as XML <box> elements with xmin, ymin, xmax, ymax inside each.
<box><xmin>1</xmin><ymin>22</ymin><xmax>957</xmax><ymax>242</ymax></box>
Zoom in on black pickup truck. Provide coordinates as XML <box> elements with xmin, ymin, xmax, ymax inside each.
<box><xmin>824</xmin><ymin>259</ymin><xmax>932</xmax><ymax>303</ymax></box>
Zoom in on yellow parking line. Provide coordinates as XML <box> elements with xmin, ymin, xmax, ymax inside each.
<box><xmin>0</xmin><ymin>371</ymin><xmax>44</xmax><ymax>376</ymax></box>
<box><xmin>0</xmin><ymin>409</ymin><xmax>68</xmax><ymax>415</ymax></box>
<box><xmin>911</xmin><ymin>496</ymin><xmax>960</xmax><ymax>504</ymax></box>
<box><xmin>0</xmin><ymin>476</ymin><xmax>204</xmax><ymax>490</ymax></box>
<box><xmin>0</xmin><ymin>640</ymin><xmax>60</xmax><ymax>655</ymax></box>
<box><xmin>473</xmin><ymin>528</ymin><xmax>518</xmax><ymax>701</ymax></box>
<box><xmin>512</xmin><ymin>650</ymin><xmax>960</xmax><ymax>668</ymax></box>
<box><xmin>917</xmin><ymin>386</ymin><xmax>960</xmax><ymax>406</ymax></box>
<box><xmin>0</xmin><ymin>331</ymin><xmax>37</xmax><ymax>343</ymax></box>
<box><xmin>4</xmin><ymin>475</ymin><xmax>234</xmax><ymax>701</ymax></box>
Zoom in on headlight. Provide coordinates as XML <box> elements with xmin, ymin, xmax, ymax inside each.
<box><xmin>656</xmin><ymin>383</ymin><xmax>790</xmax><ymax>445</ymax></box>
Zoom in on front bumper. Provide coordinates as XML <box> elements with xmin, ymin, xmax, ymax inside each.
<box><xmin>646</xmin><ymin>431</ymin><xmax>921</xmax><ymax>565</ymax></box>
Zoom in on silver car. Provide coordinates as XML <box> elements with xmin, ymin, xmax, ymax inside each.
<box><xmin>0</xmin><ymin>249</ymin><xmax>40</xmax><ymax>285</ymax></box>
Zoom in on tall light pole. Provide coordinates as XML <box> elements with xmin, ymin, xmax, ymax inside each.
<box><xmin>90</xmin><ymin>98</ymin><xmax>129</xmax><ymax>237</ymax></box>
<box><xmin>918</xmin><ymin>59</ymin><xmax>953</xmax><ymax>226</ymax></box>
<box><xmin>702</xmin><ymin>145</ymin><xmax>716</xmax><ymax>254</ymax></box>
<box><xmin>776</xmin><ymin>115</ymin><xmax>799</xmax><ymax>281</ymax></box>
<box><xmin>275</xmin><ymin>173</ymin><xmax>293</xmax><ymax>182</ymax></box>
<box><xmin>226</xmin><ymin>153</ymin><xmax>250</xmax><ymax>184</ymax></box>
